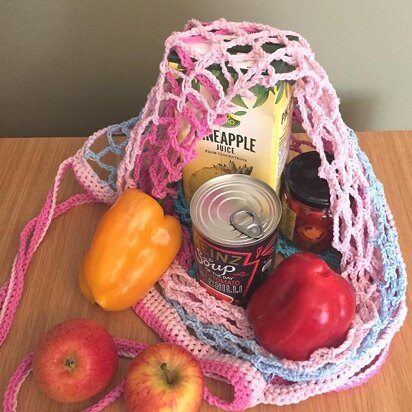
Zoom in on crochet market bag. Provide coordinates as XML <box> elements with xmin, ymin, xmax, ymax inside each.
<box><xmin>1</xmin><ymin>19</ymin><xmax>408</xmax><ymax>411</ymax></box>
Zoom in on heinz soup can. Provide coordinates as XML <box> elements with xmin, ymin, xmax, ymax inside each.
<box><xmin>190</xmin><ymin>174</ymin><xmax>282</xmax><ymax>306</ymax></box>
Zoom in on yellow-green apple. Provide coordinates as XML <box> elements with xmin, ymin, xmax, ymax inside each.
<box><xmin>124</xmin><ymin>342</ymin><xmax>204</xmax><ymax>412</ymax></box>
<box><xmin>32</xmin><ymin>318</ymin><xmax>118</xmax><ymax>403</ymax></box>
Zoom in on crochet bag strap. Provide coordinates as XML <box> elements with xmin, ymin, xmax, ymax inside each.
<box><xmin>0</xmin><ymin>334</ymin><xmax>390</xmax><ymax>412</ymax></box>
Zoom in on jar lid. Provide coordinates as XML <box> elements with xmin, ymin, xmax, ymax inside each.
<box><xmin>283</xmin><ymin>151</ymin><xmax>333</xmax><ymax>209</ymax></box>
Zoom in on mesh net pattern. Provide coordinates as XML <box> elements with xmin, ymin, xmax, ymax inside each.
<box><xmin>1</xmin><ymin>19</ymin><xmax>407</xmax><ymax>410</ymax></box>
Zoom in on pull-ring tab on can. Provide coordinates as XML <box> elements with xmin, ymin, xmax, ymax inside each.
<box><xmin>230</xmin><ymin>209</ymin><xmax>264</xmax><ymax>239</ymax></box>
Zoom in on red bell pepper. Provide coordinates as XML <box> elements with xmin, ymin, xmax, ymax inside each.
<box><xmin>247</xmin><ymin>252</ymin><xmax>356</xmax><ymax>361</ymax></box>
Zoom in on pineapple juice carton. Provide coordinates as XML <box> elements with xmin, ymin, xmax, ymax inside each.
<box><xmin>168</xmin><ymin>37</ymin><xmax>294</xmax><ymax>203</ymax></box>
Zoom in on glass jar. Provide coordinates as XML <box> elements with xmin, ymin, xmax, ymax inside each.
<box><xmin>279</xmin><ymin>151</ymin><xmax>333</xmax><ymax>252</ymax></box>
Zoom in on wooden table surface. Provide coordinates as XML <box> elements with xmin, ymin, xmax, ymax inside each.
<box><xmin>0</xmin><ymin>131</ymin><xmax>411</xmax><ymax>412</ymax></box>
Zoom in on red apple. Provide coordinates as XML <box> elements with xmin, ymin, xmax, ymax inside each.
<box><xmin>32</xmin><ymin>318</ymin><xmax>118</xmax><ymax>403</ymax></box>
<box><xmin>247</xmin><ymin>252</ymin><xmax>356</xmax><ymax>361</ymax></box>
<box><xmin>124</xmin><ymin>343</ymin><xmax>204</xmax><ymax>412</ymax></box>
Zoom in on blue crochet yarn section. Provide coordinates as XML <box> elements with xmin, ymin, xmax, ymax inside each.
<box><xmin>174</xmin><ymin>181</ymin><xmax>192</xmax><ymax>228</ymax></box>
<box><xmin>173</xmin><ymin>182</ymin><xmax>198</xmax><ymax>277</ymax></box>
<box><xmin>85</xmin><ymin>119</ymin><xmax>406</xmax><ymax>382</ymax></box>
<box><xmin>277</xmin><ymin>232</ymin><xmax>341</xmax><ymax>269</ymax></box>
<box><xmin>84</xmin><ymin>116</ymin><xmax>139</xmax><ymax>190</ymax></box>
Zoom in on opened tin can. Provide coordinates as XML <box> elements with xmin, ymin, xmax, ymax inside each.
<box><xmin>190</xmin><ymin>174</ymin><xmax>282</xmax><ymax>306</ymax></box>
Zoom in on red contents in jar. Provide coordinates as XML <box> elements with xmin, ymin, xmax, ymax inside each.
<box><xmin>280</xmin><ymin>151</ymin><xmax>334</xmax><ymax>252</ymax></box>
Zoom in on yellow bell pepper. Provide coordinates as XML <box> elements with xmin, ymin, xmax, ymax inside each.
<box><xmin>79</xmin><ymin>188</ymin><xmax>182</xmax><ymax>311</ymax></box>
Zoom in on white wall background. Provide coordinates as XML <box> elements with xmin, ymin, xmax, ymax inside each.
<box><xmin>1</xmin><ymin>0</ymin><xmax>410</xmax><ymax>136</ymax></box>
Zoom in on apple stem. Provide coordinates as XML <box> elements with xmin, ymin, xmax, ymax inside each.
<box><xmin>160</xmin><ymin>362</ymin><xmax>173</xmax><ymax>384</ymax></box>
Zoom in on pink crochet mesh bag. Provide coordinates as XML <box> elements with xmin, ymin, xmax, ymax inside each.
<box><xmin>1</xmin><ymin>19</ymin><xmax>407</xmax><ymax>411</ymax></box>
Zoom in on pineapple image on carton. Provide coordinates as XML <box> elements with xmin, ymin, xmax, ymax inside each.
<box><xmin>168</xmin><ymin>36</ymin><xmax>295</xmax><ymax>202</ymax></box>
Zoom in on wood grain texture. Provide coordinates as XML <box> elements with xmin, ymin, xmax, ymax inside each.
<box><xmin>0</xmin><ymin>132</ymin><xmax>411</xmax><ymax>412</ymax></box>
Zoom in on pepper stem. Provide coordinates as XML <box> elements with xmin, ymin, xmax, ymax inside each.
<box><xmin>160</xmin><ymin>362</ymin><xmax>173</xmax><ymax>384</ymax></box>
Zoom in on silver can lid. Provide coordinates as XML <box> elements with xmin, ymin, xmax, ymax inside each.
<box><xmin>190</xmin><ymin>175</ymin><xmax>282</xmax><ymax>246</ymax></box>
